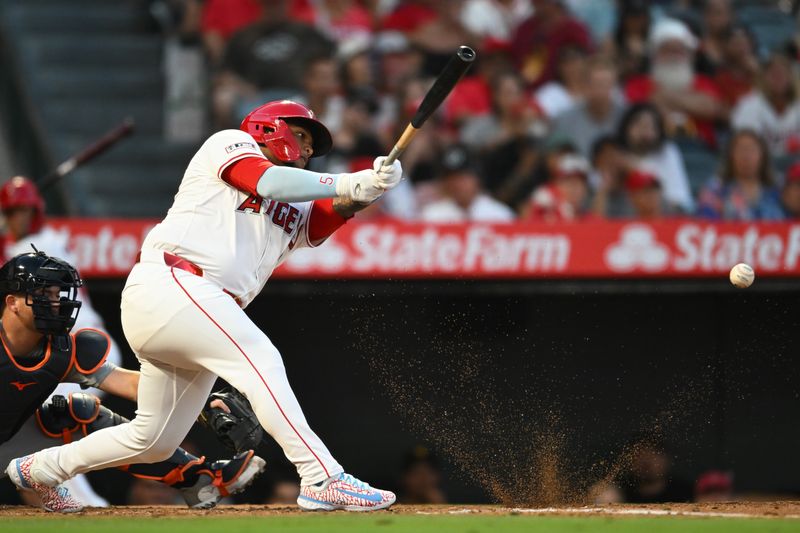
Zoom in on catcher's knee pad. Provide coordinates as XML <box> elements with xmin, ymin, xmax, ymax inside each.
<box><xmin>36</xmin><ymin>392</ymin><xmax>127</xmax><ymax>443</ymax></box>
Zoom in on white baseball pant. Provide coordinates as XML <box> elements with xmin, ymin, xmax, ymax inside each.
<box><xmin>34</xmin><ymin>257</ymin><xmax>343</xmax><ymax>486</ymax></box>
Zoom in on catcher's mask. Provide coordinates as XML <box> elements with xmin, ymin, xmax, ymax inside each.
<box><xmin>239</xmin><ymin>99</ymin><xmax>332</xmax><ymax>164</ymax></box>
<box><xmin>0</xmin><ymin>250</ymin><xmax>83</xmax><ymax>336</ymax></box>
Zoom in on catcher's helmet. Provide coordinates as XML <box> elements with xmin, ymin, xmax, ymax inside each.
<box><xmin>0</xmin><ymin>251</ymin><xmax>82</xmax><ymax>336</ymax></box>
<box><xmin>0</xmin><ymin>177</ymin><xmax>45</xmax><ymax>234</ymax></box>
<box><xmin>240</xmin><ymin>100</ymin><xmax>333</xmax><ymax>163</ymax></box>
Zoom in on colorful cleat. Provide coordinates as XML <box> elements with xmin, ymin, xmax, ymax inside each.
<box><xmin>180</xmin><ymin>450</ymin><xmax>266</xmax><ymax>509</ymax></box>
<box><xmin>297</xmin><ymin>472</ymin><xmax>396</xmax><ymax>511</ymax></box>
<box><xmin>5</xmin><ymin>454</ymin><xmax>84</xmax><ymax>513</ymax></box>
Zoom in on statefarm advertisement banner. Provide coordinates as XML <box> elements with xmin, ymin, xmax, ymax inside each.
<box><xmin>47</xmin><ymin>218</ymin><xmax>800</xmax><ymax>279</ymax></box>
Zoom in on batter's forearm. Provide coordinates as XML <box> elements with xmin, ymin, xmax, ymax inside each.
<box><xmin>257</xmin><ymin>165</ymin><xmax>383</xmax><ymax>204</ymax></box>
<box><xmin>332</xmin><ymin>197</ymin><xmax>371</xmax><ymax>218</ymax></box>
<box><xmin>257</xmin><ymin>166</ymin><xmax>340</xmax><ymax>202</ymax></box>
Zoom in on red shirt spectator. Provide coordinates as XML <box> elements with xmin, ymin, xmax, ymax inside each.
<box><xmin>510</xmin><ymin>0</ymin><xmax>591</xmax><ymax>89</ymax></box>
<box><xmin>294</xmin><ymin>0</ymin><xmax>373</xmax><ymax>43</ymax></box>
<box><xmin>381</xmin><ymin>1</ymin><xmax>437</xmax><ymax>33</ymax></box>
<box><xmin>525</xmin><ymin>153</ymin><xmax>593</xmax><ymax>222</ymax></box>
<box><xmin>442</xmin><ymin>76</ymin><xmax>492</xmax><ymax>127</ymax></box>
<box><xmin>625</xmin><ymin>75</ymin><xmax>723</xmax><ymax>147</ymax></box>
<box><xmin>201</xmin><ymin>0</ymin><xmax>262</xmax><ymax>40</ymax></box>
<box><xmin>624</xmin><ymin>18</ymin><xmax>725</xmax><ymax>148</ymax></box>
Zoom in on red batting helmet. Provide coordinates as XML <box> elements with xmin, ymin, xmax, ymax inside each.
<box><xmin>0</xmin><ymin>176</ymin><xmax>45</xmax><ymax>234</ymax></box>
<box><xmin>240</xmin><ymin>100</ymin><xmax>333</xmax><ymax>163</ymax></box>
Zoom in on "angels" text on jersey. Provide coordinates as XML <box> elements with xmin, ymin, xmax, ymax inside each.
<box><xmin>236</xmin><ymin>195</ymin><xmax>300</xmax><ymax>235</ymax></box>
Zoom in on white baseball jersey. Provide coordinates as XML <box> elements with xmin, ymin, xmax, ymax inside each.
<box><xmin>142</xmin><ymin>129</ymin><xmax>316</xmax><ymax>308</ymax></box>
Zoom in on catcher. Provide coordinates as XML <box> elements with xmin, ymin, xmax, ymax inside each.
<box><xmin>0</xmin><ymin>250</ymin><xmax>267</xmax><ymax>511</ymax></box>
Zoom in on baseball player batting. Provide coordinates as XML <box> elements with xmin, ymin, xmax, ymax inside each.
<box><xmin>0</xmin><ymin>250</ymin><xmax>266</xmax><ymax>512</ymax></box>
<box><xmin>6</xmin><ymin>100</ymin><xmax>403</xmax><ymax>511</ymax></box>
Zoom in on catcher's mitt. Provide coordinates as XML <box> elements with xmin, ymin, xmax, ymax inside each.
<box><xmin>198</xmin><ymin>387</ymin><xmax>267</xmax><ymax>453</ymax></box>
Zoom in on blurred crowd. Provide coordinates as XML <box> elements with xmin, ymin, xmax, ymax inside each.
<box><xmin>155</xmin><ymin>0</ymin><xmax>800</xmax><ymax>224</ymax></box>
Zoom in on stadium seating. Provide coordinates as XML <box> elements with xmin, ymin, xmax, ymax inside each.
<box><xmin>0</xmin><ymin>0</ymin><xmax>197</xmax><ymax>217</ymax></box>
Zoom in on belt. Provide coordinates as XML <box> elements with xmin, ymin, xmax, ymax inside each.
<box><xmin>135</xmin><ymin>250</ymin><xmax>244</xmax><ymax>307</ymax></box>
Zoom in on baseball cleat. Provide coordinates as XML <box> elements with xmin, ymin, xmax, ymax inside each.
<box><xmin>180</xmin><ymin>450</ymin><xmax>266</xmax><ymax>509</ymax></box>
<box><xmin>297</xmin><ymin>472</ymin><xmax>396</xmax><ymax>511</ymax></box>
<box><xmin>5</xmin><ymin>454</ymin><xmax>84</xmax><ymax>513</ymax></box>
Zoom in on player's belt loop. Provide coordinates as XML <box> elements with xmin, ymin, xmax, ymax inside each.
<box><xmin>135</xmin><ymin>250</ymin><xmax>244</xmax><ymax>308</ymax></box>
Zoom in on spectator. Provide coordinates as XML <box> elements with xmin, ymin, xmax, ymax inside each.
<box><xmin>550</xmin><ymin>56</ymin><xmax>625</xmax><ymax>157</ymax></box>
<box><xmin>461</xmin><ymin>70</ymin><xmax>544</xmax><ymax>154</ymax></box>
<box><xmin>265</xmin><ymin>479</ymin><xmax>301</xmax><ymax>504</ymax></box>
<box><xmin>732</xmin><ymin>52</ymin><xmax>800</xmax><ymax>158</ymax></box>
<box><xmin>420</xmin><ymin>144</ymin><xmax>515</xmax><ymax>222</ymax></box>
<box><xmin>407</xmin><ymin>0</ymin><xmax>479</xmax><ymax>77</ymax></box>
<box><xmin>292</xmin><ymin>55</ymin><xmax>345</xmax><ymax>140</ymax></box>
<box><xmin>295</xmin><ymin>0</ymin><xmax>373</xmax><ymax>45</ymax></box>
<box><xmin>616</xmin><ymin>442</ymin><xmax>694</xmax><ymax>503</ymax></box>
<box><xmin>588</xmin><ymin>480</ymin><xmax>624</xmax><ymax>504</ymax></box>
<box><xmin>712</xmin><ymin>24</ymin><xmax>760</xmax><ymax>108</ymax></box>
<box><xmin>781</xmin><ymin>162</ymin><xmax>800</xmax><ymax>219</ymax></box>
<box><xmin>380</xmin><ymin>0</ymin><xmax>438</xmax><ymax>35</ymax></box>
<box><xmin>625</xmin><ymin>18</ymin><xmax>726</xmax><ymax>147</ymax></box>
<box><xmin>326</xmin><ymin>89</ymin><xmax>385</xmax><ymax>175</ymax></box>
<box><xmin>442</xmin><ymin>40</ymin><xmax>514</xmax><ymax>129</ymax></box>
<box><xmin>565</xmin><ymin>0</ymin><xmax>617</xmax><ymax>44</ymax></box>
<box><xmin>694</xmin><ymin>470</ymin><xmax>734</xmax><ymax>503</ymax></box>
<box><xmin>589</xmin><ymin>135</ymin><xmax>631</xmax><ymax>218</ymax></box>
<box><xmin>398</xmin><ymin>446</ymin><xmax>447</xmax><ymax>504</ymax></box>
<box><xmin>201</xmin><ymin>0</ymin><xmax>263</xmax><ymax>65</ymax></box>
<box><xmin>338</xmin><ymin>35</ymin><xmax>374</xmax><ymax>94</ymax></box>
<box><xmin>624</xmin><ymin>168</ymin><xmax>669</xmax><ymax>219</ymax></box>
<box><xmin>602</xmin><ymin>0</ymin><xmax>651</xmax><ymax>82</ymax></box>
<box><xmin>699</xmin><ymin>0</ymin><xmax>734</xmax><ymax>71</ymax></box>
<box><xmin>460</xmin><ymin>0</ymin><xmax>533</xmax><ymax>42</ymax></box>
<box><xmin>510</xmin><ymin>0</ymin><xmax>592</xmax><ymax>90</ymax></box>
<box><xmin>617</xmin><ymin>103</ymin><xmax>694</xmax><ymax>212</ymax></box>
<box><xmin>460</xmin><ymin>70</ymin><xmax>543</xmax><ymax>204</ymax></box>
<box><xmin>375</xmin><ymin>32</ymin><xmax>424</xmax><ymax>96</ymax></box>
<box><xmin>524</xmin><ymin>152</ymin><xmax>592</xmax><ymax>222</ymax></box>
<box><xmin>534</xmin><ymin>46</ymin><xmax>589</xmax><ymax>119</ymax></box>
<box><xmin>697</xmin><ymin>129</ymin><xmax>784</xmax><ymax>220</ymax></box>
<box><xmin>212</xmin><ymin>0</ymin><xmax>334</xmax><ymax>127</ymax></box>
<box><xmin>390</xmin><ymin>75</ymin><xmax>444</xmax><ymax>184</ymax></box>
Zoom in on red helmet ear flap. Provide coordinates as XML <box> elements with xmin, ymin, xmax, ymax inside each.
<box><xmin>260</xmin><ymin>118</ymin><xmax>301</xmax><ymax>163</ymax></box>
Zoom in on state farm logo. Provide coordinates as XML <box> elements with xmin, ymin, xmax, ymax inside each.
<box><xmin>605</xmin><ymin>224</ymin><xmax>670</xmax><ymax>272</ymax></box>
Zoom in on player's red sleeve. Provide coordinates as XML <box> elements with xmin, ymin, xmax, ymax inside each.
<box><xmin>306</xmin><ymin>198</ymin><xmax>350</xmax><ymax>247</ymax></box>
<box><xmin>222</xmin><ymin>156</ymin><xmax>273</xmax><ymax>197</ymax></box>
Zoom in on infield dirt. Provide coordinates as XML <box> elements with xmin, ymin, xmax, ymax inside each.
<box><xmin>2</xmin><ymin>502</ymin><xmax>800</xmax><ymax>519</ymax></box>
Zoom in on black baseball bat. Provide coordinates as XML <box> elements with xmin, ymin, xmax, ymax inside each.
<box><xmin>37</xmin><ymin>117</ymin><xmax>135</xmax><ymax>192</ymax></box>
<box><xmin>383</xmin><ymin>46</ymin><xmax>476</xmax><ymax>167</ymax></box>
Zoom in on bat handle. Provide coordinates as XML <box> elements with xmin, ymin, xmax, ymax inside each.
<box><xmin>380</xmin><ymin>124</ymin><xmax>419</xmax><ymax>171</ymax></box>
<box><xmin>383</xmin><ymin>146</ymin><xmax>403</xmax><ymax>168</ymax></box>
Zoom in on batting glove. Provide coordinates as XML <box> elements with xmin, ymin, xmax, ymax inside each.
<box><xmin>335</xmin><ymin>169</ymin><xmax>384</xmax><ymax>203</ymax></box>
<box><xmin>373</xmin><ymin>156</ymin><xmax>403</xmax><ymax>190</ymax></box>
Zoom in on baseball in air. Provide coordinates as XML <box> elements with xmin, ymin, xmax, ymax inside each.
<box><xmin>729</xmin><ymin>263</ymin><xmax>755</xmax><ymax>288</ymax></box>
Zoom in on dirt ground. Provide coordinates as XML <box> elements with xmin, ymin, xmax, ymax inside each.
<box><xmin>1</xmin><ymin>502</ymin><xmax>799</xmax><ymax>519</ymax></box>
